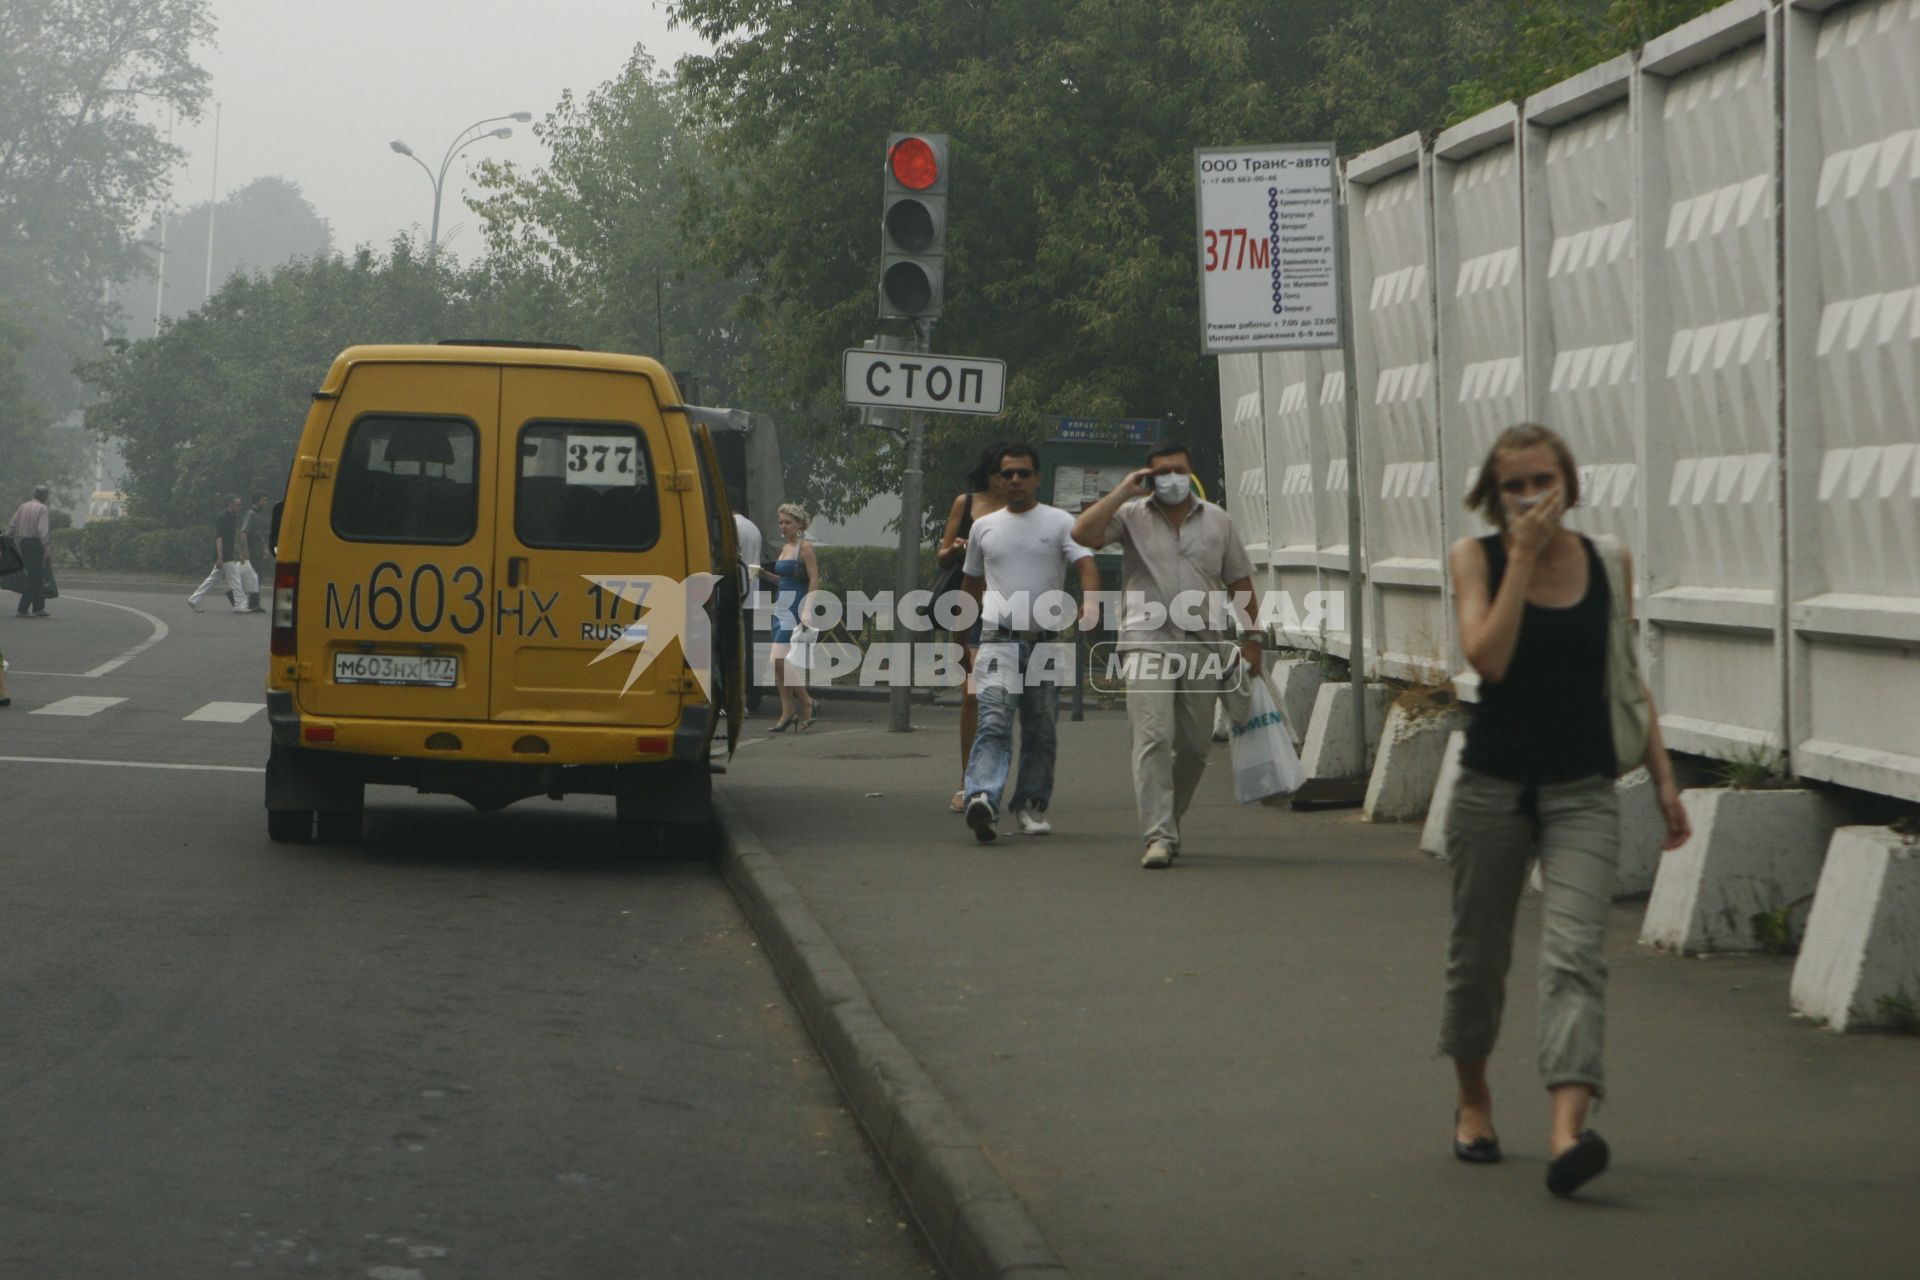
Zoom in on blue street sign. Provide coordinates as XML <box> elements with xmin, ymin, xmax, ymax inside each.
<box><xmin>1046</xmin><ymin>417</ymin><xmax>1163</xmax><ymax>446</ymax></box>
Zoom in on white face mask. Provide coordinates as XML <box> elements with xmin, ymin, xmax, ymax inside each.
<box><xmin>1152</xmin><ymin>473</ymin><xmax>1192</xmax><ymax>505</ymax></box>
<box><xmin>1508</xmin><ymin>487</ymin><xmax>1559</xmax><ymax>514</ymax></box>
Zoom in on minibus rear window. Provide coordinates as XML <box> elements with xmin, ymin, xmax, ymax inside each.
<box><xmin>331</xmin><ymin>415</ymin><xmax>479</xmax><ymax>545</ymax></box>
<box><xmin>515</xmin><ymin>422</ymin><xmax>661</xmax><ymax>551</ymax></box>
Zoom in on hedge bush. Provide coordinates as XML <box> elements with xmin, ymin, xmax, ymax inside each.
<box><xmin>67</xmin><ymin>519</ymin><xmax>215</xmax><ymax>576</ymax></box>
<box><xmin>811</xmin><ymin>544</ymin><xmax>941</xmax><ymax>602</ymax></box>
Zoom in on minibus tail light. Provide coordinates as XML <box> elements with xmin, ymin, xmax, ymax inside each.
<box><xmin>270</xmin><ymin>563</ymin><xmax>298</xmax><ymax>656</ymax></box>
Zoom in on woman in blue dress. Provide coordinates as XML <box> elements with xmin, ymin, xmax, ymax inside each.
<box><xmin>764</xmin><ymin>502</ymin><xmax>820</xmax><ymax>732</ymax></box>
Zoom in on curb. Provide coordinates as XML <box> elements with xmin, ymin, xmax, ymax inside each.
<box><xmin>713</xmin><ymin>790</ymin><xmax>1069</xmax><ymax>1280</ymax></box>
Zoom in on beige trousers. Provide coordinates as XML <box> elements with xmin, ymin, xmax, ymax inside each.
<box><xmin>1127</xmin><ymin>657</ymin><xmax>1231</xmax><ymax>847</ymax></box>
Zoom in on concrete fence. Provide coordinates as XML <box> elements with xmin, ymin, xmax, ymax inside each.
<box><xmin>1220</xmin><ymin>0</ymin><xmax>1920</xmax><ymax>805</ymax></box>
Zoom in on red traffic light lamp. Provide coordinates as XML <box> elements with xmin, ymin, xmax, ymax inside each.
<box><xmin>889</xmin><ymin>135</ymin><xmax>941</xmax><ymax>190</ymax></box>
<box><xmin>880</xmin><ymin>132</ymin><xmax>947</xmax><ymax>321</ymax></box>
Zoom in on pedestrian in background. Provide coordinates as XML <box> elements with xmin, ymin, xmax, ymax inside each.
<box><xmin>960</xmin><ymin>444</ymin><xmax>1099</xmax><ymax>842</ymax></box>
<box><xmin>1072</xmin><ymin>442</ymin><xmax>1259</xmax><ymax>869</ymax></box>
<box><xmin>235</xmin><ymin>491</ymin><xmax>271</xmax><ymax>612</ymax></box>
<box><xmin>0</xmin><ymin>532</ymin><xmax>18</xmax><ymax>700</ymax></box>
<box><xmin>1440</xmin><ymin>422</ymin><xmax>1689</xmax><ymax>1198</ymax></box>
<box><xmin>765</xmin><ymin>502</ymin><xmax>819</xmax><ymax>733</ymax></box>
<box><xmin>935</xmin><ymin>442</ymin><xmax>1009</xmax><ymax>812</ymax></box>
<box><xmin>729</xmin><ymin>486</ymin><xmax>765</xmax><ymax>713</ymax></box>
<box><xmin>187</xmin><ymin>494</ymin><xmax>250</xmax><ymax>614</ymax></box>
<box><xmin>5</xmin><ymin>483</ymin><xmax>53</xmax><ymax>619</ymax></box>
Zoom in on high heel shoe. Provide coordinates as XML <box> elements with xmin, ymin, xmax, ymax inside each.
<box><xmin>768</xmin><ymin>714</ymin><xmax>795</xmax><ymax>733</ymax></box>
<box><xmin>797</xmin><ymin>710</ymin><xmax>816</xmax><ymax>731</ymax></box>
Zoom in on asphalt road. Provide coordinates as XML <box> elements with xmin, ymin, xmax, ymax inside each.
<box><xmin>0</xmin><ymin>585</ymin><xmax>935</xmax><ymax>1280</ymax></box>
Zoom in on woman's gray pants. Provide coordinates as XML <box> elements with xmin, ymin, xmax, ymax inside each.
<box><xmin>1438</xmin><ymin>768</ymin><xmax>1620</xmax><ymax>1096</ymax></box>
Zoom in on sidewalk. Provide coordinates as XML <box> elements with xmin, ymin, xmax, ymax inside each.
<box><xmin>719</xmin><ymin>698</ymin><xmax>1919</xmax><ymax>1279</ymax></box>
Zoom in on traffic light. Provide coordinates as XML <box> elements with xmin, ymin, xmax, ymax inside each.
<box><xmin>879</xmin><ymin>132</ymin><xmax>947</xmax><ymax>321</ymax></box>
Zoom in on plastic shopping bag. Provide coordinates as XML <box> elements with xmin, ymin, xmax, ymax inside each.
<box><xmin>784</xmin><ymin>625</ymin><xmax>817</xmax><ymax>671</ymax></box>
<box><xmin>1230</xmin><ymin>673</ymin><xmax>1306</xmax><ymax>804</ymax></box>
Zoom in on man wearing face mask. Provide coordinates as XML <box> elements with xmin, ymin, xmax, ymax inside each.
<box><xmin>1073</xmin><ymin>443</ymin><xmax>1259</xmax><ymax>869</ymax></box>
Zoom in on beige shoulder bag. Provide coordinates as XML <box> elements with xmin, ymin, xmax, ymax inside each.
<box><xmin>1595</xmin><ymin>535</ymin><xmax>1650</xmax><ymax>776</ymax></box>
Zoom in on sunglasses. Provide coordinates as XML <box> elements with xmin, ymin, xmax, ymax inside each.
<box><xmin>999</xmin><ymin>467</ymin><xmax>1036</xmax><ymax>480</ymax></box>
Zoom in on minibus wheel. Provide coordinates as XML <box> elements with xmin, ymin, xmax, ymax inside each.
<box><xmin>267</xmin><ymin>808</ymin><xmax>314</xmax><ymax>843</ymax></box>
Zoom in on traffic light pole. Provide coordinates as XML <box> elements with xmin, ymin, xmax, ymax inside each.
<box><xmin>888</xmin><ymin>321</ymin><xmax>931</xmax><ymax>733</ymax></box>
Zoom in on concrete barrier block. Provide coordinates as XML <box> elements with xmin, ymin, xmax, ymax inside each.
<box><xmin>1639</xmin><ymin>788</ymin><xmax>1849</xmax><ymax>955</ymax></box>
<box><xmin>1612</xmin><ymin>769</ymin><xmax>1668</xmax><ymax>896</ymax></box>
<box><xmin>1299</xmin><ymin>681</ymin><xmax>1392</xmax><ymax>780</ymax></box>
<box><xmin>1419</xmin><ymin>730</ymin><xmax>1468</xmax><ymax>858</ymax></box>
<box><xmin>1363</xmin><ymin>699</ymin><xmax>1466</xmax><ymax>823</ymax></box>
<box><xmin>1270</xmin><ymin>659</ymin><xmax>1326</xmax><ymax>748</ymax></box>
<box><xmin>1791</xmin><ymin>827</ymin><xmax>1920</xmax><ymax>1032</ymax></box>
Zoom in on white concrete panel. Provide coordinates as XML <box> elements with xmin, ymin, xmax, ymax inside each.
<box><xmin>1440</xmin><ymin>143</ymin><xmax>1525</xmax><ymax>497</ymax></box>
<box><xmin>1540</xmin><ymin>102</ymin><xmax>1640</xmax><ymax>551</ymax></box>
<box><xmin>1787</xmin><ymin>0</ymin><xmax>1920</xmax><ymax>801</ymax></box>
<box><xmin>1658</xmin><ymin>40</ymin><xmax>1777</xmax><ymax>595</ymax></box>
<box><xmin>1218</xmin><ymin>354</ymin><xmax>1268</xmax><ymax>566</ymax></box>
<box><xmin>1350</xmin><ymin>155</ymin><xmax>1446</xmax><ymax>681</ymax></box>
<box><xmin>1647</xmin><ymin>33</ymin><xmax>1784</xmax><ymax>761</ymax></box>
<box><xmin>1261</xmin><ymin>347</ymin><xmax>1344</xmax><ymax>607</ymax></box>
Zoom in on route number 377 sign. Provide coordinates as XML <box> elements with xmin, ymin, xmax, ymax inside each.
<box><xmin>1194</xmin><ymin>143</ymin><xmax>1342</xmax><ymax>355</ymax></box>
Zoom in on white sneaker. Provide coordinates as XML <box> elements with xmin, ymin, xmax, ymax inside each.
<box><xmin>1141</xmin><ymin>839</ymin><xmax>1174</xmax><ymax>870</ymax></box>
<box><xmin>1014</xmin><ymin>808</ymin><xmax>1053</xmax><ymax>836</ymax></box>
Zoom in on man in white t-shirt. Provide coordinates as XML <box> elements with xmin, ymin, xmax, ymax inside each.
<box><xmin>729</xmin><ymin>488</ymin><xmax>764</xmax><ymax>712</ymax></box>
<box><xmin>959</xmin><ymin>444</ymin><xmax>1099</xmax><ymax>842</ymax></box>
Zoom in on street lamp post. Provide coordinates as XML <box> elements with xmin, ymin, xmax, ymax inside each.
<box><xmin>389</xmin><ymin>112</ymin><xmax>531</xmax><ymax>261</ymax></box>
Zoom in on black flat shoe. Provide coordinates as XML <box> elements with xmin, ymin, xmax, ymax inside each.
<box><xmin>1454</xmin><ymin>1134</ymin><xmax>1502</xmax><ymax>1163</ymax></box>
<box><xmin>1546</xmin><ymin>1129</ymin><xmax>1610</xmax><ymax>1197</ymax></box>
<box><xmin>1453</xmin><ymin>1110</ymin><xmax>1501</xmax><ymax>1164</ymax></box>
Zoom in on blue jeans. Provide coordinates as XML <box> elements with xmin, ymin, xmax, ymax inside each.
<box><xmin>962</xmin><ymin>636</ymin><xmax>1069</xmax><ymax>814</ymax></box>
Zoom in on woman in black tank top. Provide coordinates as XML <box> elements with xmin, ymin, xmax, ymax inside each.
<box><xmin>1438</xmin><ymin>424</ymin><xmax>1690</xmax><ymax>1199</ymax></box>
<box><xmin>937</xmin><ymin>443</ymin><xmax>1010</xmax><ymax>812</ymax></box>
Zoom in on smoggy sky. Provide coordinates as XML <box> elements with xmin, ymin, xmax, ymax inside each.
<box><xmin>156</xmin><ymin>1</ymin><xmax>711</xmax><ymax>258</ymax></box>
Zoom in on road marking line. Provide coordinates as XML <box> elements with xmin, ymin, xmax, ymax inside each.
<box><xmin>183</xmin><ymin>701</ymin><xmax>266</xmax><ymax>723</ymax></box>
<box><xmin>29</xmin><ymin>695</ymin><xmax>129</xmax><ymax>717</ymax></box>
<box><xmin>13</xmin><ymin>595</ymin><xmax>172</xmax><ymax>678</ymax></box>
<box><xmin>0</xmin><ymin>754</ymin><xmax>263</xmax><ymax>774</ymax></box>
<box><xmin>72</xmin><ymin>595</ymin><xmax>171</xmax><ymax>677</ymax></box>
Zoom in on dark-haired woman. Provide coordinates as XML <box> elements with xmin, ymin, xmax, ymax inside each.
<box><xmin>936</xmin><ymin>445</ymin><xmax>1008</xmax><ymax>811</ymax></box>
<box><xmin>1441</xmin><ymin>422</ymin><xmax>1689</xmax><ymax>1197</ymax></box>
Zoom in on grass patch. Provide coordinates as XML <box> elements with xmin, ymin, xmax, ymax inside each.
<box><xmin>1714</xmin><ymin>744</ymin><xmax>1790</xmax><ymax>791</ymax></box>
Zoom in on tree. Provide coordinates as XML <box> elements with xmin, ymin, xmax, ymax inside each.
<box><xmin>1</xmin><ymin>0</ymin><xmax>214</xmax><ymax>517</ymax></box>
<box><xmin>0</xmin><ymin>0</ymin><xmax>214</xmax><ymax>398</ymax></box>
<box><xmin>83</xmin><ymin>242</ymin><xmax>477</xmax><ymax>525</ymax></box>
<box><xmin>1442</xmin><ymin>0</ymin><xmax>1726</xmax><ymax>121</ymax></box>
<box><xmin>668</xmin><ymin>0</ymin><xmax>1472</xmax><ymax>536</ymax></box>
<box><xmin>468</xmin><ymin>50</ymin><xmax>755</xmax><ymax>400</ymax></box>
<box><xmin>0</xmin><ymin>300</ymin><xmax>83</xmax><ymax>503</ymax></box>
<box><xmin>116</xmin><ymin>175</ymin><xmax>334</xmax><ymax>339</ymax></box>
